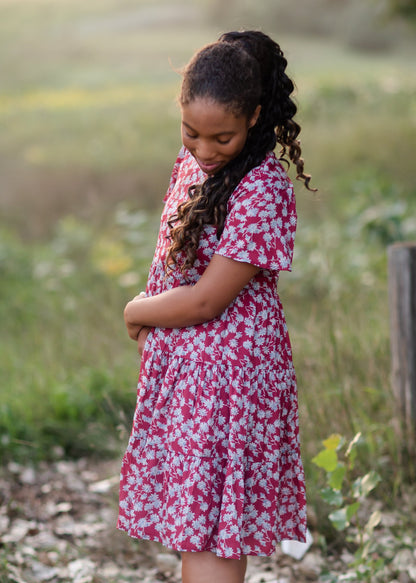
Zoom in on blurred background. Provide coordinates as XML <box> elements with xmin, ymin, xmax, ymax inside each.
<box><xmin>1</xmin><ymin>0</ymin><xmax>415</xmax><ymax>504</ymax></box>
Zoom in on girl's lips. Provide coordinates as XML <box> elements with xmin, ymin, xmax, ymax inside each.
<box><xmin>196</xmin><ymin>159</ymin><xmax>222</xmax><ymax>175</ymax></box>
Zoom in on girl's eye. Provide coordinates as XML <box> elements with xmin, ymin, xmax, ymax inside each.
<box><xmin>217</xmin><ymin>137</ymin><xmax>231</xmax><ymax>145</ymax></box>
<box><xmin>185</xmin><ymin>130</ymin><xmax>197</xmax><ymax>140</ymax></box>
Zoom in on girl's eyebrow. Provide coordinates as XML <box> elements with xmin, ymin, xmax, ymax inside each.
<box><xmin>182</xmin><ymin>120</ymin><xmax>235</xmax><ymax>137</ymax></box>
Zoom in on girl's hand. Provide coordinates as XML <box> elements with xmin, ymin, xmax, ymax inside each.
<box><xmin>137</xmin><ymin>326</ymin><xmax>151</xmax><ymax>357</ymax></box>
<box><xmin>123</xmin><ymin>255</ymin><xmax>260</xmax><ymax>331</ymax></box>
<box><xmin>132</xmin><ymin>291</ymin><xmax>146</xmax><ymax>301</ymax></box>
<box><xmin>124</xmin><ymin>291</ymin><xmax>146</xmax><ymax>340</ymax></box>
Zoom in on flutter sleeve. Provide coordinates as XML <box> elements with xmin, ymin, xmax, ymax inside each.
<box><xmin>163</xmin><ymin>146</ymin><xmax>188</xmax><ymax>203</ymax></box>
<box><xmin>215</xmin><ymin>164</ymin><xmax>297</xmax><ymax>272</ymax></box>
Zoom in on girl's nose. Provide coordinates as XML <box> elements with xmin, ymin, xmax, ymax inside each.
<box><xmin>196</xmin><ymin>141</ymin><xmax>215</xmax><ymax>162</ymax></box>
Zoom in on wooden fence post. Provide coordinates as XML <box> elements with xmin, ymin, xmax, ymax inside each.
<box><xmin>388</xmin><ymin>242</ymin><xmax>416</xmax><ymax>439</ymax></box>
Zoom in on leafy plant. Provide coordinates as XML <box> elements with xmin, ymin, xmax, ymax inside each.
<box><xmin>312</xmin><ymin>433</ymin><xmax>384</xmax><ymax>581</ymax></box>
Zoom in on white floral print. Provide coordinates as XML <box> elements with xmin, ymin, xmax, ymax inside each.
<box><xmin>118</xmin><ymin>147</ymin><xmax>307</xmax><ymax>559</ymax></box>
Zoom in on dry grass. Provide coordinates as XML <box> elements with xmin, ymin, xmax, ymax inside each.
<box><xmin>1</xmin><ymin>1</ymin><xmax>415</xmax><ymax>498</ymax></box>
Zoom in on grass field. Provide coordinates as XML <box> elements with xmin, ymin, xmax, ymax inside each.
<box><xmin>1</xmin><ymin>0</ymin><xmax>416</xmax><ymax>524</ymax></box>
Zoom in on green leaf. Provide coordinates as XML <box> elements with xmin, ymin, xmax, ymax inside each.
<box><xmin>354</xmin><ymin>540</ymin><xmax>373</xmax><ymax>564</ymax></box>
<box><xmin>328</xmin><ymin>464</ymin><xmax>346</xmax><ymax>491</ymax></box>
<box><xmin>361</xmin><ymin>470</ymin><xmax>381</xmax><ymax>495</ymax></box>
<box><xmin>329</xmin><ymin>501</ymin><xmax>360</xmax><ymax>531</ymax></box>
<box><xmin>345</xmin><ymin>432</ymin><xmax>362</xmax><ymax>469</ymax></box>
<box><xmin>352</xmin><ymin>477</ymin><xmax>362</xmax><ymax>498</ymax></box>
<box><xmin>312</xmin><ymin>449</ymin><xmax>338</xmax><ymax>472</ymax></box>
<box><xmin>352</xmin><ymin>471</ymin><xmax>381</xmax><ymax>498</ymax></box>
<box><xmin>329</xmin><ymin>507</ymin><xmax>348</xmax><ymax>531</ymax></box>
<box><xmin>373</xmin><ymin>557</ymin><xmax>385</xmax><ymax>572</ymax></box>
<box><xmin>346</xmin><ymin>432</ymin><xmax>362</xmax><ymax>457</ymax></box>
<box><xmin>365</xmin><ymin>509</ymin><xmax>382</xmax><ymax>535</ymax></box>
<box><xmin>320</xmin><ymin>487</ymin><xmax>343</xmax><ymax>506</ymax></box>
<box><xmin>323</xmin><ymin>433</ymin><xmax>343</xmax><ymax>451</ymax></box>
<box><xmin>320</xmin><ymin>574</ymin><xmax>338</xmax><ymax>583</ymax></box>
<box><xmin>346</xmin><ymin>501</ymin><xmax>360</xmax><ymax>522</ymax></box>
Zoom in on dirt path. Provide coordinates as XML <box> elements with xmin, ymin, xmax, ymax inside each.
<box><xmin>1</xmin><ymin>458</ymin><xmax>415</xmax><ymax>582</ymax></box>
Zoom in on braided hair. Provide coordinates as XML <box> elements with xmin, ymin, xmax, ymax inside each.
<box><xmin>166</xmin><ymin>30</ymin><xmax>314</xmax><ymax>274</ymax></box>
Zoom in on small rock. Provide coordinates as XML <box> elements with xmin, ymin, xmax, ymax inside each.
<box><xmin>66</xmin><ymin>474</ymin><xmax>86</xmax><ymax>492</ymax></box>
<box><xmin>381</xmin><ymin>511</ymin><xmax>398</xmax><ymax>528</ymax></box>
<box><xmin>26</xmin><ymin>529</ymin><xmax>67</xmax><ymax>551</ymax></box>
<box><xmin>89</xmin><ymin>476</ymin><xmax>119</xmax><ymax>493</ymax></box>
<box><xmin>2</xmin><ymin>519</ymin><xmax>38</xmax><ymax>543</ymax></box>
<box><xmin>55</xmin><ymin>501</ymin><xmax>73</xmax><ymax>513</ymax></box>
<box><xmin>277</xmin><ymin>566</ymin><xmax>292</xmax><ymax>580</ymax></box>
<box><xmin>7</xmin><ymin>461</ymin><xmax>22</xmax><ymax>474</ymax></box>
<box><xmin>20</xmin><ymin>545</ymin><xmax>37</xmax><ymax>557</ymax></box>
<box><xmin>300</xmin><ymin>552</ymin><xmax>324</xmax><ymax>573</ymax></box>
<box><xmin>97</xmin><ymin>506</ymin><xmax>115</xmax><ymax>523</ymax></box>
<box><xmin>4</xmin><ymin>564</ymin><xmax>28</xmax><ymax>583</ymax></box>
<box><xmin>55</xmin><ymin>460</ymin><xmax>76</xmax><ymax>475</ymax></box>
<box><xmin>20</xmin><ymin>466</ymin><xmax>37</xmax><ymax>485</ymax></box>
<box><xmin>393</xmin><ymin>549</ymin><xmax>414</xmax><ymax>572</ymax></box>
<box><xmin>247</xmin><ymin>572</ymin><xmax>279</xmax><ymax>583</ymax></box>
<box><xmin>81</xmin><ymin>470</ymin><xmax>99</xmax><ymax>483</ymax></box>
<box><xmin>51</xmin><ymin>445</ymin><xmax>65</xmax><ymax>458</ymax></box>
<box><xmin>31</xmin><ymin>560</ymin><xmax>59</xmax><ymax>581</ymax></box>
<box><xmin>155</xmin><ymin>552</ymin><xmax>180</xmax><ymax>573</ymax></box>
<box><xmin>54</xmin><ymin>514</ymin><xmax>105</xmax><ymax>538</ymax></box>
<box><xmin>67</xmin><ymin>558</ymin><xmax>95</xmax><ymax>583</ymax></box>
<box><xmin>340</xmin><ymin>550</ymin><xmax>355</xmax><ymax>564</ymax></box>
<box><xmin>40</xmin><ymin>483</ymin><xmax>52</xmax><ymax>494</ymax></box>
<box><xmin>297</xmin><ymin>554</ymin><xmax>321</xmax><ymax>580</ymax></box>
<box><xmin>44</xmin><ymin>501</ymin><xmax>72</xmax><ymax>517</ymax></box>
<box><xmin>98</xmin><ymin>561</ymin><xmax>120</xmax><ymax>577</ymax></box>
<box><xmin>10</xmin><ymin>550</ymin><xmax>25</xmax><ymax>566</ymax></box>
<box><xmin>140</xmin><ymin>567</ymin><xmax>165</xmax><ymax>583</ymax></box>
<box><xmin>0</xmin><ymin>514</ymin><xmax>10</xmax><ymax>535</ymax></box>
<box><xmin>46</xmin><ymin>551</ymin><xmax>60</xmax><ymax>564</ymax></box>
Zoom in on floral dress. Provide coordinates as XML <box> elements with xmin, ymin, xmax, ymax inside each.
<box><xmin>118</xmin><ymin>147</ymin><xmax>307</xmax><ymax>559</ymax></box>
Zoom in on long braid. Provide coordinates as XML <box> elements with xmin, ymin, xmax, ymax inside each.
<box><xmin>166</xmin><ymin>31</ymin><xmax>314</xmax><ymax>274</ymax></box>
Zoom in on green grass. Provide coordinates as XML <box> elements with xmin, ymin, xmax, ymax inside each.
<box><xmin>1</xmin><ymin>0</ymin><xmax>416</xmax><ymax>516</ymax></box>
<box><xmin>0</xmin><ymin>211</ymin><xmax>161</xmax><ymax>461</ymax></box>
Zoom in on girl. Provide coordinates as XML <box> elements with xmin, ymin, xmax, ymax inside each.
<box><xmin>118</xmin><ymin>30</ymin><xmax>313</xmax><ymax>583</ymax></box>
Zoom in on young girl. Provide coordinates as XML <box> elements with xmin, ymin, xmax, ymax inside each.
<box><xmin>118</xmin><ymin>30</ymin><xmax>313</xmax><ymax>583</ymax></box>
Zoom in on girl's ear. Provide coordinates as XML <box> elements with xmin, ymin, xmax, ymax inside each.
<box><xmin>249</xmin><ymin>105</ymin><xmax>262</xmax><ymax>128</ymax></box>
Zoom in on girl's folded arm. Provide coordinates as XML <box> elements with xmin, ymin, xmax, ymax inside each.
<box><xmin>123</xmin><ymin>254</ymin><xmax>259</xmax><ymax>338</ymax></box>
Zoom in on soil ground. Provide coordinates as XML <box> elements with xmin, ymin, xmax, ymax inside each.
<box><xmin>1</xmin><ymin>458</ymin><xmax>416</xmax><ymax>583</ymax></box>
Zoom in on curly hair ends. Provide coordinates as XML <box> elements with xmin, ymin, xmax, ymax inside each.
<box><xmin>166</xmin><ymin>31</ymin><xmax>315</xmax><ymax>275</ymax></box>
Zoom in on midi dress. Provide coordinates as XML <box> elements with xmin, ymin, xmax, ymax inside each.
<box><xmin>118</xmin><ymin>146</ymin><xmax>307</xmax><ymax>559</ymax></box>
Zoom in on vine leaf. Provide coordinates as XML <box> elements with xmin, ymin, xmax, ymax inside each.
<box><xmin>329</xmin><ymin>464</ymin><xmax>346</xmax><ymax>491</ymax></box>
<box><xmin>352</xmin><ymin>471</ymin><xmax>381</xmax><ymax>498</ymax></box>
<box><xmin>312</xmin><ymin>449</ymin><xmax>338</xmax><ymax>472</ymax></box>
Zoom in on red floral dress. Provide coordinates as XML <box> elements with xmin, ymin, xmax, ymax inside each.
<box><xmin>118</xmin><ymin>147</ymin><xmax>307</xmax><ymax>559</ymax></box>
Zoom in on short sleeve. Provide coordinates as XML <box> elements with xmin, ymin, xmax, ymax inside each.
<box><xmin>215</xmin><ymin>165</ymin><xmax>297</xmax><ymax>272</ymax></box>
<box><xmin>163</xmin><ymin>146</ymin><xmax>188</xmax><ymax>203</ymax></box>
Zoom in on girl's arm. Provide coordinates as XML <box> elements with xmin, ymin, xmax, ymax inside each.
<box><xmin>124</xmin><ymin>254</ymin><xmax>260</xmax><ymax>339</ymax></box>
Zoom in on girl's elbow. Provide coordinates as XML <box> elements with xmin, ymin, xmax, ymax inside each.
<box><xmin>123</xmin><ymin>301</ymin><xmax>136</xmax><ymax>326</ymax></box>
<box><xmin>196</xmin><ymin>300</ymin><xmax>224</xmax><ymax>323</ymax></box>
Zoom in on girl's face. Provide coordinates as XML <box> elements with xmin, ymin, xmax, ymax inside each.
<box><xmin>181</xmin><ymin>97</ymin><xmax>260</xmax><ymax>176</ymax></box>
